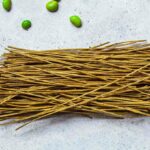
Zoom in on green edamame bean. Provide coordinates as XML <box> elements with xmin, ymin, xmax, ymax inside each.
<box><xmin>2</xmin><ymin>0</ymin><xmax>12</xmax><ymax>11</ymax></box>
<box><xmin>70</xmin><ymin>16</ymin><xmax>82</xmax><ymax>28</ymax></box>
<box><xmin>22</xmin><ymin>20</ymin><xmax>32</xmax><ymax>30</ymax></box>
<box><xmin>46</xmin><ymin>1</ymin><xmax>59</xmax><ymax>12</ymax></box>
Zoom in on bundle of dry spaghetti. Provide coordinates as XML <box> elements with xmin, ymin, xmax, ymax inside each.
<box><xmin>0</xmin><ymin>40</ymin><xmax>150</xmax><ymax>129</ymax></box>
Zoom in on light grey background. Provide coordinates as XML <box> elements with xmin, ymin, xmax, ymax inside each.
<box><xmin>0</xmin><ymin>0</ymin><xmax>150</xmax><ymax>150</ymax></box>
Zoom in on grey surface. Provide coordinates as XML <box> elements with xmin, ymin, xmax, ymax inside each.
<box><xmin>0</xmin><ymin>0</ymin><xmax>150</xmax><ymax>150</ymax></box>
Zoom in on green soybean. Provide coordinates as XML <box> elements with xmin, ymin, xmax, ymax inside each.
<box><xmin>46</xmin><ymin>1</ymin><xmax>59</xmax><ymax>12</ymax></box>
<box><xmin>70</xmin><ymin>16</ymin><xmax>82</xmax><ymax>28</ymax></box>
<box><xmin>2</xmin><ymin>0</ymin><xmax>12</xmax><ymax>11</ymax></box>
<box><xmin>22</xmin><ymin>20</ymin><xmax>32</xmax><ymax>30</ymax></box>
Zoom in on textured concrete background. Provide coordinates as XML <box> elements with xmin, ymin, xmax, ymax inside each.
<box><xmin>0</xmin><ymin>0</ymin><xmax>150</xmax><ymax>150</ymax></box>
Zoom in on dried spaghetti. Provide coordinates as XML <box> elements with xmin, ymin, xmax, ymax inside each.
<box><xmin>0</xmin><ymin>40</ymin><xmax>150</xmax><ymax>129</ymax></box>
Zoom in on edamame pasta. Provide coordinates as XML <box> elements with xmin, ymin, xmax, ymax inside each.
<box><xmin>0</xmin><ymin>40</ymin><xmax>150</xmax><ymax>129</ymax></box>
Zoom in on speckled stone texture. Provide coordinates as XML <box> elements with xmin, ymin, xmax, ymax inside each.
<box><xmin>0</xmin><ymin>0</ymin><xmax>150</xmax><ymax>150</ymax></box>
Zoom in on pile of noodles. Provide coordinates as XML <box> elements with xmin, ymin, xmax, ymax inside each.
<box><xmin>0</xmin><ymin>40</ymin><xmax>150</xmax><ymax>129</ymax></box>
